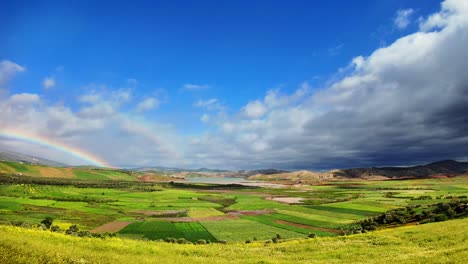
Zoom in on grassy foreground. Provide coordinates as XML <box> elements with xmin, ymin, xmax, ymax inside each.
<box><xmin>1</xmin><ymin>218</ymin><xmax>467</xmax><ymax>264</ymax></box>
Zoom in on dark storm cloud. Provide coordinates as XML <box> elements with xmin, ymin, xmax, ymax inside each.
<box><xmin>186</xmin><ymin>0</ymin><xmax>468</xmax><ymax>170</ymax></box>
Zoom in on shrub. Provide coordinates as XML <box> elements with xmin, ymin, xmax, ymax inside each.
<box><xmin>435</xmin><ymin>214</ymin><xmax>448</xmax><ymax>222</ymax></box>
<box><xmin>177</xmin><ymin>238</ymin><xmax>189</xmax><ymax>244</ymax></box>
<box><xmin>308</xmin><ymin>233</ymin><xmax>316</xmax><ymax>238</ymax></box>
<box><xmin>66</xmin><ymin>224</ymin><xmax>79</xmax><ymax>235</ymax></box>
<box><xmin>196</xmin><ymin>239</ymin><xmax>207</xmax><ymax>245</ymax></box>
<box><xmin>50</xmin><ymin>225</ymin><xmax>61</xmax><ymax>232</ymax></box>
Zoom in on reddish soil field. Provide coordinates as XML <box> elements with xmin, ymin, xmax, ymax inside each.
<box><xmin>90</xmin><ymin>221</ymin><xmax>133</xmax><ymax>233</ymax></box>
<box><xmin>275</xmin><ymin>220</ymin><xmax>340</xmax><ymax>234</ymax></box>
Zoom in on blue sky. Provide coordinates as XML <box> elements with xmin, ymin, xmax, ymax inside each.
<box><xmin>2</xmin><ymin>0</ymin><xmax>439</xmax><ymax>132</ymax></box>
<box><xmin>1</xmin><ymin>0</ymin><xmax>467</xmax><ymax>169</ymax></box>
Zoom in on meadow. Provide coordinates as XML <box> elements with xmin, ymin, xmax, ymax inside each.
<box><xmin>0</xmin><ymin>218</ymin><xmax>467</xmax><ymax>263</ymax></box>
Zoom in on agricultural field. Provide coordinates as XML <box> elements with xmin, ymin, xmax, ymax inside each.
<box><xmin>1</xmin><ymin>218</ymin><xmax>467</xmax><ymax>263</ymax></box>
<box><xmin>0</xmin><ymin>169</ymin><xmax>467</xmax><ymax>243</ymax></box>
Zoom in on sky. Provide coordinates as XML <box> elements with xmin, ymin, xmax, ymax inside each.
<box><xmin>1</xmin><ymin>0</ymin><xmax>467</xmax><ymax>170</ymax></box>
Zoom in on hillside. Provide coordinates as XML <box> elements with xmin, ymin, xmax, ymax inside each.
<box><xmin>333</xmin><ymin>160</ymin><xmax>468</xmax><ymax>179</ymax></box>
<box><xmin>249</xmin><ymin>160</ymin><xmax>468</xmax><ymax>183</ymax></box>
<box><xmin>137</xmin><ymin>166</ymin><xmax>288</xmax><ymax>179</ymax></box>
<box><xmin>1</xmin><ymin>218</ymin><xmax>467</xmax><ymax>263</ymax></box>
<box><xmin>0</xmin><ymin>160</ymin><xmax>165</xmax><ymax>182</ymax></box>
<box><xmin>0</xmin><ymin>150</ymin><xmax>67</xmax><ymax>167</ymax></box>
<box><xmin>249</xmin><ymin>170</ymin><xmax>330</xmax><ymax>183</ymax></box>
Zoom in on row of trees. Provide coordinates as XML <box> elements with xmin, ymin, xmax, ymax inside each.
<box><xmin>34</xmin><ymin>217</ymin><xmax>116</xmax><ymax>239</ymax></box>
<box><xmin>356</xmin><ymin>200</ymin><xmax>467</xmax><ymax>232</ymax></box>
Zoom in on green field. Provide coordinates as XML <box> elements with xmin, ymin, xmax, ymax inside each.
<box><xmin>119</xmin><ymin>221</ymin><xmax>216</xmax><ymax>242</ymax></box>
<box><xmin>1</xmin><ymin>218</ymin><xmax>467</xmax><ymax>263</ymax></box>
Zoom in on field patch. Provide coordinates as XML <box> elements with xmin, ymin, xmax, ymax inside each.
<box><xmin>173</xmin><ymin>222</ymin><xmax>217</xmax><ymax>242</ymax></box>
<box><xmin>240</xmin><ymin>214</ymin><xmax>336</xmax><ymax>236</ymax></box>
<box><xmin>37</xmin><ymin>167</ymin><xmax>74</xmax><ymax>178</ymax></box>
<box><xmin>187</xmin><ymin>208</ymin><xmax>224</xmax><ymax>218</ymax></box>
<box><xmin>200</xmin><ymin>219</ymin><xmax>304</xmax><ymax>242</ymax></box>
<box><xmin>90</xmin><ymin>221</ymin><xmax>133</xmax><ymax>233</ymax></box>
<box><xmin>275</xmin><ymin>220</ymin><xmax>340</xmax><ymax>234</ymax></box>
<box><xmin>307</xmin><ymin>205</ymin><xmax>377</xmax><ymax>216</ymax></box>
<box><xmin>118</xmin><ymin>220</ymin><xmax>216</xmax><ymax>242</ymax></box>
<box><xmin>267</xmin><ymin>197</ymin><xmax>304</xmax><ymax>204</ymax></box>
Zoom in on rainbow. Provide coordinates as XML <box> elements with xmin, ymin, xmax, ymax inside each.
<box><xmin>0</xmin><ymin>129</ymin><xmax>112</xmax><ymax>168</ymax></box>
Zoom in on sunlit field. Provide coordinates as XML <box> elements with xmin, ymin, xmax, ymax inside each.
<box><xmin>1</xmin><ymin>218</ymin><xmax>467</xmax><ymax>263</ymax></box>
<box><xmin>1</xmin><ymin>172</ymin><xmax>466</xmax><ymax>242</ymax></box>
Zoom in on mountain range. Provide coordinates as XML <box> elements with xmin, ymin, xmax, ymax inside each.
<box><xmin>1</xmin><ymin>148</ymin><xmax>467</xmax><ymax>181</ymax></box>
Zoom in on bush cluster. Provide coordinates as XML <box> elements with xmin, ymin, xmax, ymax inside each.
<box><xmin>356</xmin><ymin>200</ymin><xmax>467</xmax><ymax>232</ymax></box>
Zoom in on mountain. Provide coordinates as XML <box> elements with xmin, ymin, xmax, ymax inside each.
<box><xmin>135</xmin><ymin>166</ymin><xmax>287</xmax><ymax>178</ymax></box>
<box><xmin>332</xmin><ymin>160</ymin><xmax>468</xmax><ymax>179</ymax></box>
<box><xmin>248</xmin><ymin>160</ymin><xmax>468</xmax><ymax>183</ymax></box>
<box><xmin>135</xmin><ymin>166</ymin><xmax>189</xmax><ymax>173</ymax></box>
<box><xmin>0</xmin><ymin>149</ymin><xmax>67</xmax><ymax>167</ymax></box>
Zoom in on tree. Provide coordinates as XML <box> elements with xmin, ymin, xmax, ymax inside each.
<box><xmin>40</xmin><ymin>217</ymin><xmax>53</xmax><ymax>229</ymax></box>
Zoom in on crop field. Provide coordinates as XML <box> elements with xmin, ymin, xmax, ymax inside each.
<box><xmin>0</xmin><ymin>171</ymin><xmax>467</xmax><ymax>242</ymax></box>
<box><xmin>118</xmin><ymin>221</ymin><xmax>216</xmax><ymax>242</ymax></box>
<box><xmin>199</xmin><ymin>219</ymin><xmax>305</xmax><ymax>241</ymax></box>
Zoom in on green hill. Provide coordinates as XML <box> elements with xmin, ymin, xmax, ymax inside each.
<box><xmin>1</xmin><ymin>218</ymin><xmax>467</xmax><ymax>263</ymax></box>
<box><xmin>0</xmin><ymin>160</ymin><xmax>137</xmax><ymax>181</ymax></box>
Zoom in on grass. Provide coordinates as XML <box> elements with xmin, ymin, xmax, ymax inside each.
<box><xmin>0</xmin><ymin>218</ymin><xmax>467</xmax><ymax>263</ymax></box>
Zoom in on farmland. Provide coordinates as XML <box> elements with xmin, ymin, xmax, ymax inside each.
<box><xmin>0</xmin><ymin>164</ymin><xmax>467</xmax><ymax>243</ymax></box>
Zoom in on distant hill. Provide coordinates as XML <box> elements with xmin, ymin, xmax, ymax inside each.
<box><xmin>0</xmin><ymin>160</ymin><xmax>174</xmax><ymax>182</ymax></box>
<box><xmin>0</xmin><ymin>150</ymin><xmax>67</xmax><ymax>167</ymax></box>
<box><xmin>136</xmin><ymin>166</ymin><xmax>287</xmax><ymax>178</ymax></box>
<box><xmin>249</xmin><ymin>160</ymin><xmax>468</xmax><ymax>183</ymax></box>
<box><xmin>332</xmin><ymin>160</ymin><xmax>468</xmax><ymax>179</ymax></box>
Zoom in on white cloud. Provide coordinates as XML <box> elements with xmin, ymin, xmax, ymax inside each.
<box><xmin>182</xmin><ymin>84</ymin><xmax>210</xmax><ymax>91</ymax></box>
<box><xmin>394</xmin><ymin>8</ymin><xmax>414</xmax><ymax>29</ymax></box>
<box><xmin>42</xmin><ymin>77</ymin><xmax>55</xmax><ymax>89</ymax></box>
<box><xmin>136</xmin><ymin>97</ymin><xmax>159</xmax><ymax>112</ymax></box>
<box><xmin>0</xmin><ymin>60</ymin><xmax>25</xmax><ymax>86</ymax></box>
<box><xmin>78</xmin><ymin>87</ymin><xmax>132</xmax><ymax>105</ymax></box>
<box><xmin>9</xmin><ymin>93</ymin><xmax>40</xmax><ymax>104</ymax></box>
<box><xmin>200</xmin><ymin>114</ymin><xmax>210</xmax><ymax>123</ymax></box>
<box><xmin>194</xmin><ymin>98</ymin><xmax>224</xmax><ymax>111</ymax></box>
<box><xmin>0</xmin><ymin>86</ymin><xmax>180</xmax><ymax>167</ymax></box>
<box><xmin>243</xmin><ymin>100</ymin><xmax>266</xmax><ymax>118</ymax></box>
